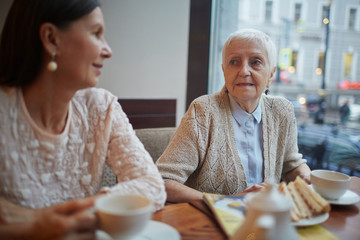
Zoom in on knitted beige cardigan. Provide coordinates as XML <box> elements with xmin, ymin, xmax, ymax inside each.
<box><xmin>156</xmin><ymin>87</ymin><xmax>306</xmax><ymax>194</ymax></box>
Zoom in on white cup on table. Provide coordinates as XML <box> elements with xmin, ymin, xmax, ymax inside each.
<box><xmin>95</xmin><ymin>194</ymin><xmax>154</xmax><ymax>240</ymax></box>
<box><xmin>311</xmin><ymin>169</ymin><xmax>350</xmax><ymax>200</ymax></box>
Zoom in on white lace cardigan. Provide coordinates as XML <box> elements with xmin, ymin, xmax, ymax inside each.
<box><xmin>156</xmin><ymin>87</ymin><xmax>306</xmax><ymax>194</ymax></box>
<box><xmin>0</xmin><ymin>87</ymin><xmax>166</xmax><ymax>210</ymax></box>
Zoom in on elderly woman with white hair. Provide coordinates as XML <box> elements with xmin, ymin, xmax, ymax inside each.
<box><xmin>156</xmin><ymin>28</ymin><xmax>311</xmax><ymax>203</ymax></box>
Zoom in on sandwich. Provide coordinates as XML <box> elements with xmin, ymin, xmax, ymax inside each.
<box><xmin>278</xmin><ymin>176</ymin><xmax>330</xmax><ymax>222</ymax></box>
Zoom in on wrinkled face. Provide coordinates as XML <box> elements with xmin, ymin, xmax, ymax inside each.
<box><xmin>222</xmin><ymin>38</ymin><xmax>275</xmax><ymax>105</ymax></box>
<box><xmin>56</xmin><ymin>7</ymin><xmax>112</xmax><ymax>89</ymax></box>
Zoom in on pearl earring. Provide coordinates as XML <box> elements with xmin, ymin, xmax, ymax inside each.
<box><xmin>47</xmin><ymin>52</ymin><xmax>57</xmax><ymax>71</ymax></box>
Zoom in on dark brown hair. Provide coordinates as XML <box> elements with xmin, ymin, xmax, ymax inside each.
<box><xmin>0</xmin><ymin>0</ymin><xmax>100</xmax><ymax>87</ymax></box>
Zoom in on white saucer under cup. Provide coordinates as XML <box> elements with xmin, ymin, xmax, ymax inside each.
<box><xmin>326</xmin><ymin>190</ymin><xmax>360</xmax><ymax>205</ymax></box>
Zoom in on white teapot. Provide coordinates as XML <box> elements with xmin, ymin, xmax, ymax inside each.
<box><xmin>231</xmin><ymin>184</ymin><xmax>299</xmax><ymax>240</ymax></box>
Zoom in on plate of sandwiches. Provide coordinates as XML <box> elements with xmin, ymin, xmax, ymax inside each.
<box><xmin>278</xmin><ymin>176</ymin><xmax>331</xmax><ymax>227</ymax></box>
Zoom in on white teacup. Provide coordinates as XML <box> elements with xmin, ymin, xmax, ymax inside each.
<box><xmin>311</xmin><ymin>170</ymin><xmax>350</xmax><ymax>200</ymax></box>
<box><xmin>95</xmin><ymin>194</ymin><xmax>154</xmax><ymax>240</ymax></box>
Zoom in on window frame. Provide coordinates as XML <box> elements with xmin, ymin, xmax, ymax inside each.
<box><xmin>341</xmin><ymin>50</ymin><xmax>358</xmax><ymax>81</ymax></box>
<box><xmin>264</xmin><ymin>0</ymin><xmax>274</xmax><ymax>23</ymax></box>
<box><xmin>316</xmin><ymin>1</ymin><xmax>331</xmax><ymax>28</ymax></box>
<box><xmin>186</xmin><ymin>0</ymin><xmax>212</xmax><ymax>108</ymax></box>
<box><xmin>345</xmin><ymin>5</ymin><xmax>360</xmax><ymax>31</ymax></box>
<box><xmin>290</xmin><ymin>0</ymin><xmax>307</xmax><ymax>25</ymax></box>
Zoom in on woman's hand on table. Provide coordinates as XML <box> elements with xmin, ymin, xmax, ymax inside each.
<box><xmin>0</xmin><ymin>193</ymin><xmax>105</xmax><ymax>239</ymax></box>
<box><xmin>0</xmin><ymin>193</ymin><xmax>103</xmax><ymax>224</ymax></box>
<box><xmin>0</xmin><ymin>197</ymin><xmax>41</xmax><ymax>224</ymax></box>
<box><xmin>283</xmin><ymin>163</ymin><xmax>311</xmax><ymax>184</ymax></box>
<box><xmin>243</xmin><ymin>182</ymin><xmax>269</xmax><ymax>193</ymax></box>
<box><xmin>0</xmin><ymin>197</ymin><xmax>98</xmax><ymax>240</ymax></box>
<box><xmin>30</xmin><ymin>197</ymin><xmax>97</xmax><ymax>239</ymax></box>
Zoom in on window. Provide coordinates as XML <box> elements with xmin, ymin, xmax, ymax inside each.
<box><xmin>289</xmin><ymin>50</ymin><xmax>298</xmax><ymax>74</ymax></box>
<box><xmin>321</xmin><ymin>5</ymin><xmax>330</xmax><ymax>25</ymax></box>
<box><xmin>349</xmin><ymin>8</ymin><xmax>357</xmax><ymax>30</ymax></box>
<box><xmin>265</xmin><ymin>0</ymin><xmax>273</xmax><ymax>22</ymax></box>
<box><xmin>294</xmin><ymin>3</ymin><xmax>302</xmax><ymax>24</ymax></box>
<box><xmin>344</xmin><ymin>53</ymin><xmax>353</xmax><ymax>77</ymax></box>
<box><xmin>206</xmin><ymin>0</ymin><xmax>360</xmax><ymax>177</ymax></box>
<box><xmin>279</xmin><ymin>48</ymin><xmax>298</xmax><ymax>73</ymax></box>
<box><xmin>317</xmin><ymin>52</ymin><xmax>325</xmax><ymax>75</ymax></box>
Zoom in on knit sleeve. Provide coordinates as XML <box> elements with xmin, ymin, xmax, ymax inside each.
<box><xmin>104</xmin><ymin>100</ymin><xmax>166</xmax><ymax>210</ymax></box>
<box><xmin>156</xmin><ymin>102</ymin><xmax>201</xmax><ymax>184</ymax></box>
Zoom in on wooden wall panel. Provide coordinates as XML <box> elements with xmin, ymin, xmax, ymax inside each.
<box><xmin>118</xmin><ymin>99</ymin><xmax>176</xmax><ymax>129</ymax></box>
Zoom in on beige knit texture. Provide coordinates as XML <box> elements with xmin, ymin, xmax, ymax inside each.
<box><xmin>156</xmin><ymin>87</ymin><xmax>305</xmax><ymax>194</ymax></box>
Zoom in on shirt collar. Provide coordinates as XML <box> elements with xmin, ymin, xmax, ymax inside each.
<box><xmin>228</xmin><ymin>94</ymin><xmax>262</xmax><ymax>125</ymax></box>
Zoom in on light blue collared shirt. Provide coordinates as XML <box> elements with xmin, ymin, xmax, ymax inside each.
<box><xmin>228</xmin><ymin>94</ymin><xmax>264</xmax><ymax>186</ymax></box>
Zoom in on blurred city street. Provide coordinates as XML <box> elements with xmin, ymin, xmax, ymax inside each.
<box><xmin>323</xmin><ymin>109</ymin><xmax>360</xmax><ymax>129</ymax></box>
<box><xmin>296</xmin><ymin>108</ymin><xmax>360</xmax><ymax>177</ymax></box>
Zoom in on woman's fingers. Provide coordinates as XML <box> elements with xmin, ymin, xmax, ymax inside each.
<box><xmin>31</xmin><ymin>199</ymin><xmax>97</xmax><ymax>239</ymax></box>
<box><xmin>243</xmin><ymin>182</ymin><xmax>270</xmax><ymax>193</ymax></box>
<box><xmin>53</xmin><ymin>198</ymin><xmax>95</xmax><ymax>215</ymax></box>
<box><xmin>244</xmin><ymin>184</ymin><xmax>261</xmax><ymax>193</ymax></box>
<box><xmin>65</xmin><ymin>208</ymin><xmax>97</xmax><ymax>233</ymax></box>
<box><xmin>300</xmin><ymin>173</ymin><xmax>311</xmax><ymax>184</ymax></box>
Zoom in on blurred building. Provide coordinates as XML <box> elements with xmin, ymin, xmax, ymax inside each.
<box><xmin>209</xmin><ymin>0</ymin><xmax>360</xmax><ymax>108</ymax></box>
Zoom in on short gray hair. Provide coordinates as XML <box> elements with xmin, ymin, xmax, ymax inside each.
<box><xmin>222</xmin><ymin>28</ymin><xmax>277</xmax><ymax>70</ymax></box>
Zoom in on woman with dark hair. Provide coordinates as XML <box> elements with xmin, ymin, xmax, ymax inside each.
<box><xmin>0</xmin><ymin>0</ymin><xmax>166</xmax><ymax>237</ymax></box>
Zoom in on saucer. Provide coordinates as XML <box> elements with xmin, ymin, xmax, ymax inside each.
<box><xmin>326</xmin><ymin>190</ymin><xmax>360</xmax><ymax>205</ymax></box>
<box><xmin>292</xmin><ymin>213</ymin><xmax>329</xmax><ymax>227</ymax></box>
<box><xmin>96</xmin><ymin>220</ymin><xmax>181</xmax><ymax>240</ymax></box>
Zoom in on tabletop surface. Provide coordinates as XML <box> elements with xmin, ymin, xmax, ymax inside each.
<box><xmin>152</xmin><ymin>176</ymin><xmax>360</xmax><ymax>240</ymax></box>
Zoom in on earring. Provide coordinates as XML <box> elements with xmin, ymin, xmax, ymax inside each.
<box><xmin>47</xmin><ymin>52</ymin><xmax>57</xmax><ymax>71</ymax></box>
<box><xmin>265</xmin><ymin>88</ymin><xmax>270</xmax><ymax>95</ymax></box>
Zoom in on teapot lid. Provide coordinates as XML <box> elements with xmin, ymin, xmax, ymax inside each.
<box><xmin>247</xmin><ymin>184</ymin><xmax>290</xmax><ymax>212</ymax></box>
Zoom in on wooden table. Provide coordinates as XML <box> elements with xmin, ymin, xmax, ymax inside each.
<box><xmin>152</xmin><ymin>177</ymin><xmax>360</xmax><ymax>240</ymax></box>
